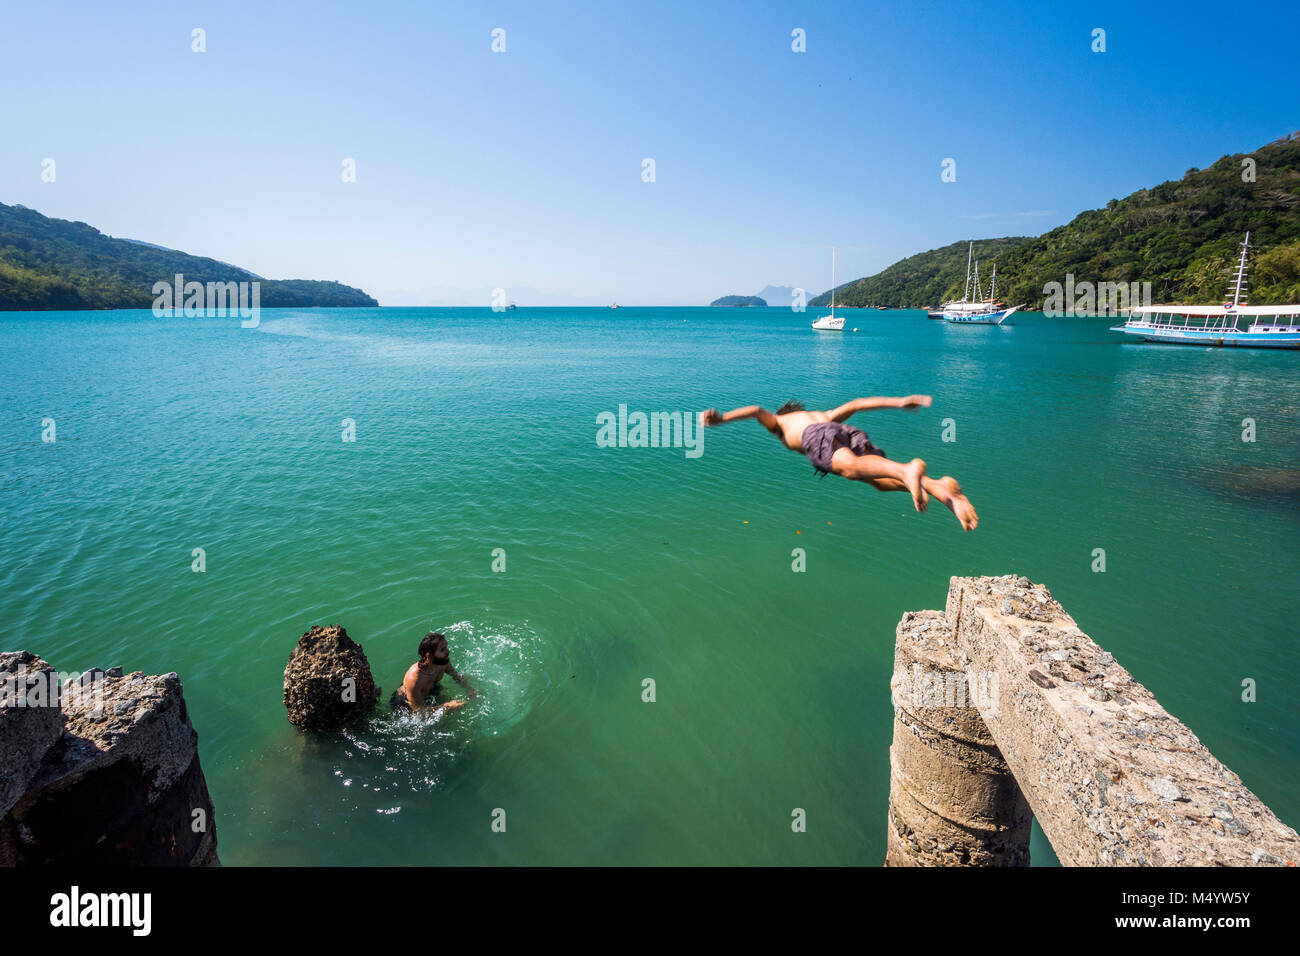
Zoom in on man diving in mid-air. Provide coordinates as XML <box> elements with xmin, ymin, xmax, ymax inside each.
<box><xmin>700</xmin><ymin>395</ymin><xmax>978</xmax><ymax>531</ymax></box>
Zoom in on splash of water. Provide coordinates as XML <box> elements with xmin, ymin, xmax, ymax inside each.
<box><xmin>334</xmin><ymin>620</ymin><xmax>549</xmax><ymax>796</ymax></box>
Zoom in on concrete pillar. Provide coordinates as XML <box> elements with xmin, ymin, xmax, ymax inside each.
<box><xmin>944</xmin><ymin>574</ymin><xmax>1300</xmax><ymax>866</ymax></box>
<box><xmin>885</xmin><ymin>610</ymin><xmax>1032</xmax><ymax>866</ymax></box>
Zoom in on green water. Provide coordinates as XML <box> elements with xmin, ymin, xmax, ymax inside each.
<box><xmin>2</xmin><ymin>306</ymin><xmax>1298</xmax><ymax>865</ymax></box>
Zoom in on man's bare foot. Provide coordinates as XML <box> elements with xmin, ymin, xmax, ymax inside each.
<box><xmin>902</xmin><ymin>458</ymin><xmax>929</xmax><ymax>513</ymax></box>
<box><xmin>933</xmin><ymin>476</ymin><xmax>978</xmax><ymax>531</ymax></box>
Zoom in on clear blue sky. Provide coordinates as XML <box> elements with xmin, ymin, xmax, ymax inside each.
<box><xmin>3</xmin><ymin>0</ymin><xmax>1297</xmax><ymax>306</ymax></box>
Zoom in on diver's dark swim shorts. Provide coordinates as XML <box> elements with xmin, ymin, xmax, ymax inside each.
<box><xmin>801</xmin><ymin>422</ymin><xmax>884</xmax><ymax>474</ymax></box>
<box><xmin>390</xmin><ymin>686</ymin><xmax>441</xmax><ymax>712</ymax></box>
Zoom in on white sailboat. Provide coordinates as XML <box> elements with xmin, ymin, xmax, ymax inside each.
<box><xmin>1113</xmin><ymin>232</ymin><xmax>1300</xmax><ymax>348</ymax></box>
<box><xmin>811</xmin><ymin>247</ymin><xmax>846</xmax><ymax>331</ymax></box>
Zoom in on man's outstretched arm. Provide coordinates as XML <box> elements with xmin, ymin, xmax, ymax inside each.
<box><xmin>701</xmin><ymin>405</ymin><xmax>780</xmax><ymax>432</ymax></box>
<box><xmin>827</xmin><ymin>395</ymin><xmax>931</xmax><ymax>422</ymax></box>
<box><xmin>447</xmin><ymin>666</ymin><xmax>477</xmax><ymax>698</ymax></box>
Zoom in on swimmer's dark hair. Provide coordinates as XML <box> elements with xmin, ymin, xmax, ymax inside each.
<box><xmin>776</xmin><ymin>400</ymin><xmax>805</xmax><ymax>415</ymax></box>
<box><xmin>419</xmin><ymin>632</ymin><xmax>446</xmax><ymax>659</ymax></box>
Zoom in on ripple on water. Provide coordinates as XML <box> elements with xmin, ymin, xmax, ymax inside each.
<box><xmin>332</xmin><ymin>619</ymin><xmax>552</xmax><ymax>798</ymax></box>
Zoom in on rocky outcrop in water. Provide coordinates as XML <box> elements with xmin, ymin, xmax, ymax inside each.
<box><xmin>0</xmin><ymin>652</ymin><xmax>219</xmax><ymax>866</ymax></box>
<box><xmin>0</xmin><ymin>652</ymin><xmax>66</xmax><ymax>817</ymax></box>
<box><xmin>282</xmin><ymin>625</ymin><xmax>379</xmax><ymax>729</ymax></box>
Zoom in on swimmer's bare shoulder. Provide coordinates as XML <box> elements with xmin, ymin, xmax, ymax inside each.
<box><xmin>401</xmin><ymin>662</ymin><xmax>422</xmax><ymax>703</ymax></box>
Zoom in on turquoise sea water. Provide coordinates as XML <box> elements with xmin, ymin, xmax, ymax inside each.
<box><xmin>2</xmin><ymin>306</ymin><xmax>1298</xmax><ymax>865</ymax></box>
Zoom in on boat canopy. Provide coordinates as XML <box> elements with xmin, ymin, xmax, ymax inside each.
<box><xmin>1131</xmin><ymin>304</ymin><xmax>1300</xmax><ymax>317</ymax></box>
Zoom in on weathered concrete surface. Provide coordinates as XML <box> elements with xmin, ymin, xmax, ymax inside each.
<box><xmin>1</xmin><ymin>659</ymin><xmax>219</xmax><ymax>865</ymax></box>
<box><xmin>944</xmin><ymin>575</ymin><xmax>1298</xmax><ymax>866</ymax></box>
<box><xmin>886</xmin><ymin>611</ymin><xmax>1032</xmax><ymax>866</ymax></box>
<box><xmin>0</xmin><ymin>652</ymin><xmax>66</xmax><ymax>816</ymax></box>
<box><xmin>283</xmin><ymin>624</ymin><xmax>378</xmax><ymax>729</ymax></box>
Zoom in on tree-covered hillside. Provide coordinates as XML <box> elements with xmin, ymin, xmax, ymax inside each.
<box><xmin>0</xmin><ymin>203</ymin><xmax>379</xmax><ymax>310</ymax></box>
<box><xmin>813</xmin><ymin>131</ymin><xmax>1300</xmax><ymax>310</ymax></box>
<box><xmin>809</xmin><ymin>237</ymin><xmax>1030</xmax><ymax>308</ymax></box>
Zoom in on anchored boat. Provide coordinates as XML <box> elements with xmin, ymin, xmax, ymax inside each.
<box><xmin>812</xmin><ymin>247</ymin><xmax>846</xmax><ymax>331</ymax></box>
<box><xmin>943</xmin><ymin>244</ymin><xmax>1018</xmax><ymax>324</ymax></box>
<box><xmin>1113</xmin><ymin>233</ymin><xmax>1300</xmax><ymax>348</ymax></box>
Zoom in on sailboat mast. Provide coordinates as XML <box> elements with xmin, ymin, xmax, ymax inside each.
<box><xmin>831</xmin><ymin>246</ymin><xmax>835</xmax><ymax>313</ymax></box>
<box><xmin>1232</xmin><ymin>232</ymin><xmax>1250</xmax><ymax>307</ymax></box>
<box><xmin>990</xmin><ymin>262</ymin><xmax>997</xmax><ymax>304</ymax></box>
<box><xmin>964</xmin><ymin>241</ymin><xmax>973</xmax><ymax>302</ymax></box>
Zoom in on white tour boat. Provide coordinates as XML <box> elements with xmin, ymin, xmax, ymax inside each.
<box><xmin>1113</xmin><ymin>233</ymin><xmax>1300</xmax><ymax>348</ymax></box>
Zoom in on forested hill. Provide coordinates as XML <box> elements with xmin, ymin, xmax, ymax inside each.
<box><xmin>0</xmin><ymin>203</ymin><xmax>379</xmax><ymax>310</ymax></box>
<box><xmin>812</xmin><ymin>131</ymin><xmax>1300</xmax><ymax>310</ymax></box>
<box><xmin>809</xmin><ymin>237</ymin><xmax>1030</xmax><ymax>308</ymax></box>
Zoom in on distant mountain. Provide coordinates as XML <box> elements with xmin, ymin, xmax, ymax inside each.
<box><xmin>753</xmin><ymin>285</ymin><xmax>806</xmax><ymax>308</ymax></box>
<box><xmin>708</xmin><ymin>285</ymin><xmax>813</xmax><ymax>308</ymax></box>
<box><xmin>0</xmin><ymin>202</ymin><xmax>379</xmax><ymax>310</ymax></box>
<box><xmin>811</xmin><ymin>131</ymin><xmax>1300</xmax><ymax>310</ymax></box>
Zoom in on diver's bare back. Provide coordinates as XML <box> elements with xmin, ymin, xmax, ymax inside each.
<box><xmin>771</xmin><ymin>410</ymin><xmax>831</xmax><ymax>451</ymax></box>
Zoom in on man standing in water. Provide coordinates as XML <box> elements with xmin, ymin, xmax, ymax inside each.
<box><xmin>391</xmin><ymin>632</ymin><xmax>478</xmax><ymax>714</ymax></box>
<box><xmin>700</xmin><ymin>395</ymin><xmax>978</xmax><ymax>531</ymax></box>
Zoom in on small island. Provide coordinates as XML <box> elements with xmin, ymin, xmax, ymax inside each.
<box><xmin>709</xmin><ymin>295</ymin><xmax>767</xmax><ymax>307</ymax></box>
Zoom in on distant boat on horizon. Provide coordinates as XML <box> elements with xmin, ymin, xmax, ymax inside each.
<box><xmin>1112</xmin><ymin>232</ymin><xmax>1300</xmax><ymax>348</ymax></box>
<box><xmin>811</xmin><ymin>247</ymin><xmax>846</xmax><ymax>331</ymax></box>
